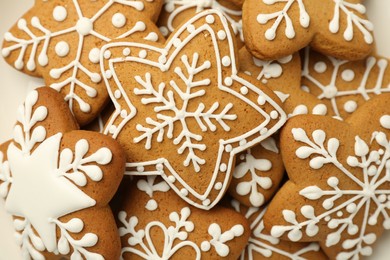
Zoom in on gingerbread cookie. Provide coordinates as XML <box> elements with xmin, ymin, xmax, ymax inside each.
<box><xmin>116</xmin><ymin>176</ymin><xmax>251</xmax><ymax>259</ymax></box>
<box><xmin>230</xmin><ymin>200</ymin><xmax>328</xmax><ymax>260</ymax></box>
<box><xmin>100</xmin><ymin>10</ymin><xmax>286</xmax><ymax>209</ymax></box>
<box><xmin>158</xmin><ymin>0</ymin><xmax>243</xmax><ymax>46</ymax></box>
<box><xmin>243</xmin><ymin>0</ymin><xmax>374</xmax><ymax>60</ymax></box>
<box><xmin>0</xmin><ymin>87</ymin><xmax>126</xmax><ymax>259</ymax></box>
<box><xmin>239</xmin><ymin>48</ymin><xmax>328</xmax><ymax>117</ymax></box>
<box><xmin>264</xmin><ymin>94</ymin><xmax>390</xmax><ymax>259</ymax></box>
<box><xmin>228</xmin><ymin>137</ymin><xmax>285</xmax><ymax>208</ymax></box>
<box><xmin>2</xmin><ymin>0</ymin><xmax>164</xmax><ymax>125</ymax></box>
<box><xmin>302</xmin><ymin>47</ymin><xmax>390</xmax><ymax>120</ymax></box>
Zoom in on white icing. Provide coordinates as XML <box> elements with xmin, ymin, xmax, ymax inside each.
<box><xmin>314</xmin><ymin>61</ymin><xmax>327</xmax><ymax>73</ymax></box>
<box><xmin>257</xmin><ymin>0</ymin><xmax>309</xmax><ymax>40</ymax></box>
<box><xmin>302</xmin><ymin>48</ymin><xmax>389</xmax><ymax>119</ymax></box>
<box><xmin>380</xmin><ymin>115</ymin><xmax>390</xmax><ymax>129</ymax></box>
<box><xmin>112</xmin><ymin>13</ymin><xmax>127</xmax><ymax>28</ymax></box>
<box><xmin>3</xmin><ymin>90</ymin><xmax>109</xmax><ymax>259</ymax></box>
<box><xmin>252</xmin><ymin>55</ymin><xmax>293</xmax><ymax>83</ymax></box>
<box><xmin>231</xmin><ymin>202</ymin><xmax>322</xmax><ymax>260</ymax></box>
<box><xmin>233</xmin><ymin>147</ymin><xmax>274</xmax><ymax>207</ymax></box>
<box><xmin>101</xmin><ymin>10</ymin><xmax>287</xmax><ymax>210</ymax></box>
<box><xmin>344</xmin><ymin>100</ymin><xmax>358</xmax><ymax>113</ymax></box>
<box><xmin>136</xmin><ymin>176</ymin><xmax>170</xmax><ymax>211</ymax></box>
<box><xmin>271</xmin><ymin>122</ymin><xmax>390</xmax><ymax>259</ymax></box>
<box><xmin>2</xmin><ymin>0</ymin><xmax>155</xmax><ymax>116</ymax></box>
<box><xmin>53</xmin><ymin>6</ymin><xmax>67</xmax><ymax>22</ymax></box>
<box><xmin>89</xmin><ymin>48</ymin><xmax>100</xmax><ymax>64</ymax></box>
<box><xmin>55</xmin><ymin>41</ymin><xmax>70</xmax><ymax>57</ymax></box>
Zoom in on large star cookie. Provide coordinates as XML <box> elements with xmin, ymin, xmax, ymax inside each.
<box><xmin>100</xmin><ymin>10</ymin><xmax>286</xmax><ymax>209</ymax></box>
<box><xmin>116</xmin><ymin>176</ymin><xmax>251</xmax><ymax>259</ymax></box>
<box><xmin>263</xmin><ymin>94</ymin><xmax>390</xmax><ymax>259</ymax></box>
<box><xmin>2</xmin><ymin>0</ymin><xmax>164</xmax><ymax>126</ymax></box>
<box><xmin>243</xmin><ymin>0</ymin><xmax>374</xmax><ymax>60</ymax></box>
<box><xmin>0</xmin><ymin>88</ymin><xmax>126</xmax><ymax>259</ymax></box>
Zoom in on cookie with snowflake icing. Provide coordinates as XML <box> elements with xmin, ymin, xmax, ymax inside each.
<box><xmin>243</xmin><ymin>0</ymin><xmax>374</xmax><ymax>61</ymax></box>
<box><xmin>229</xmin><ymin>200</ymin><xmax>328</xmax><ymax>260</ymax></box>
<box><xmin>2</xmin><ymin>0</ymin><xmax>164</xmax><ymax>126</ymax></box>
<box><xmin>239</xmin><ymin>48</ymin><xmax>328</xmax><ymax>117</ymax></box>
<box><xmin>0</xmin><ymin>87</ymin><xmax>126</xmax><ymax>259</ymax></box>
<box><xmin>301</xmin><ymin>47</ymin><xmax>390</xmax><ymax>120</ymax></box>
<box><xmin>228</xmin><ymin>137</ymin><xmax>285</xmax><ymax>208</ymax></box>
<box><xmin>100</xmin><ymin>10</ymin><xmax>286</xmax><ymax>210</ymax></box>
<box><xmin>158</xmin><ymin>0</ymin><xmax>243</xmax><ymax>46</ymax></box>
<box><xmin>115</xmin><ymin>176</ymin><xmax>250</xmax><ymax>259</ymax></box>
<box><xmin>262</xmin><ymin>93</ymin><xmax>390</xmax><ymax>259</ymax></box>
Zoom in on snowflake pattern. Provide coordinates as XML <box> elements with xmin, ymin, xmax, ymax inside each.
<box><xmin>230</xmin><ymin>200</ymin><xmax>324</xmax><ymax>260</ymax></box>
<box><xmin>160</xmin><ymin>0</ymin><xmax>243</xmax><ymax>42</ymax></box>
<box><xmin>136</xmin><ymin>175</ymin><xmax>170</xmax><ymax>211</ymax></box>
<box><xmin>231</xmin><ymin>138</ymin><xmax>282</xmax><ymax>208</ymax></box>
<box><xmin>2</xmin><ymin>0</ymin><xmax>161</xmax><ymax>124</ymax></box>
<box><xmin>256</xmin><ymin>0</ymin><xmax>372</xmax><ymax>43</ymax></box>
<box><xmin>118</xmin><ymin>206</ymin><xmax>244</xmax><ymax>259</ymax></box>
<box><xmin>101</xmin><ymin>10</ymin><xmax>286</xmax><ymax>209</ymax></box>
<box><xmin>302</xmin><ymin>48</ymin><xmax>389</xmax><ymax>119</ymax></box>
<box><xmin>133</xmin><ymin>53</ymin><xmax>237</xmax><ymax>172</ymax></box>
<box><xmin>0</xmin><ymin>89</ymin><xmax>116</xmax><ymax>259</ymax></box>
<box><xmin>270</xmin><ymin>114</ymin><xmax>390</xmax><ymax>259</ymax></box>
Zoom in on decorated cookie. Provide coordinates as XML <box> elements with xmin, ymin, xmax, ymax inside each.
<box><xmin>158</xmin><ymin>0</ymin><xmax>243</xmax><ymax>46</ymax></box>
<box><xmin>2</xmin><ymin>0</ymin><xmax>164</xmax><ymax>126</ymax></box>
<box><xmin>100</xmin><ymin>10</ymin><xmax>286</xmax><ymax>209</ymax></box>
<box><xmin>230</xmin><ymin>200</ymin><xmax>328</xmax><ymax>260</ymax></box>
<box><xmin>243</xmin><ymin>0</ymin><xmax>374</xmax><ymax>60</ymax></box>
<box><xmin>116</xmin><ymin>176</ymin><xmax>251</xmax><ymax>259</ymax></box>
<box><xmin>228</xmin><ymin>137</ymin><xmax>285</xmax><ymax>208</ymax></box>
<box><xmin>239</xmin><ymin>48</ymin><xmax>328</xmax><ymax>117</ymax></box>
<box><xmin>302</xmin><ymin>47</ymin><xmax>390</xmax><ymax>120</ymax></box>
<box><xmin>0</xmin><ymin>87</ymin><xmax>126</xmax><ymax>259</ymax></box>
<box><xmin>263</xmin><ymin>94</ymin><xmax>390</xmax><ymax>259</ymax></box>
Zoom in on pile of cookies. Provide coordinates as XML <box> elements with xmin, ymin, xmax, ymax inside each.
<box><xmin>1</xmin><ymin>0</ymin><xmax>390</xmax><ymax>259</ymax></box>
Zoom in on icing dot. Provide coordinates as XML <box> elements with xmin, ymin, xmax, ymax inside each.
<box><xmin>156</xmin><ymin>163</ymin><xmax>164</xmax><ymax>171</ymax></box>
<box><xmin>239</xmin><ymin>139</ymin><xmax>247</xmax><ymax>146</ymax></box>
<box><xmin>341</xmin><ymin>69</ymin><xmax>355</xmax><ymax>82</ymax></box>
<box><xmin>257</xmin><ymin>95</ymin><xmax>266</xmax><ymax>105</ymax></box>
<box><xmin>346</xmin><ymin>203</ymin><xmax>357</xmax><ymax>213</ymax></box>
<box><xmin>109</xmin><ymin>125</ymin><xmax>117</xmax><ymax>134</ymax></box>
<box><xmin>139</xmin><ymin>50</ymin><xmax>147</xmax><ymax>58</ymax></box>
<box><xmin>312</xmin><ymin>104</ymin><xmax>328</xmax><ymax>115</ymax></box>
<box><xmin>222</xmin><ymin>56</ymin><xmax>231</xmax><ymax>67</ymax></box>
<box><xmin>202</xmin><ymin>199</ymin><xmax>211</xmax><ymax>206</ymax></box>
<box><xmin>314</xmin><ymin>61</ymin><xmax>327</xmax><ymax>73</ymax></box>
<box><xmin>205</xmin><ymin>15</ymin><xmax>215</xmax><ymax>24</ymax></box>
<box><xmin>214</xmin><ymin>182</ymin><xmax>223</xmax><ymax>190</ymax></box>
<box><xmin>104</xmin><ymin>50</ymin><xmax>111</xmax><ymax>59</ymax></box>
<box><xmin>301</xmin><ymin>85</ymin><xmax>310</xmax><ymax>93</ymax></box>
<box><xmin>53</xmin><ymin>6</ymin><xmax>67</xmax><ymax>22</ymax></box>
<box><xmin>180</xmin><ymin>188</ymin><xmax>188</xmax><ymax>196</ymax></box>
<box><xmin>187</xmin><ymin>24</ymin><xmax>195</xmax><ymax>33</ymax></box>
<box><xmin>145</xmin><ymin>199</ymin><xmax>158</xmax><ymax>211</ymax></box>
<box><xmin>159</xmin><ymin>26</ymin><xmax>169</xmax><ymax>37</ymax></box>
<box><xmin>217</xmin><ymin>30</ymin><xmax>226</xmax><ymax>40</ymax></box>
<box><xmin>380</xmin><ymin>115</ymin><xmax>390</xmax><ymax>129</ymax></box>
<box><xmin>337</xmin><ymin>211</ymin><xmax>343</xmax><ymax>217</ymax></box>
<box><xmin>123</xmin><ymin>48</ymin><xmax>131</xmax><ymax>56</ymax></box>
<box><xmin>225</xmin><ymin>145</ymin><xmax>232</xmax><ymax>152</ymax></box>
<box><xmin>324</xmin><ymin>216</ymin><xmax>331</xmax><ymax>222</ymax></box>
<box><xmin>240</xmin><ymin>86</ymin><xmax>248</xmax><ymax>95</ymax></box>
<box><xmin>224</xmin><ymin>77</ymin><xmax>233</xmax><ymax>86</ymax></box>
<box><xmin>344</xmin><ymin>100</ymin><xmax>358</xmax><ymax>113</ymax></box>
<box><xmin>201</xmin><ymin>241</ymin><xmax>211</xmax><ymax>251</ymax></box>
<box><xmin>260</xmin><ymin>128</ymin><xmax>268</xmax><ymax>135</ymax></box>
<box><xmin>270</xmin><ymin>110</ymin><xmax>278</xmax><ymax>119</ymax></box>
<box><xmin>120</xmin><ymin>109</ymin><xmax>128</xmax><ymax>118</ymax></box>
<box><xmin>136</xmin><ymin>166</ymin><xmax>144</xmax><ymax>173</ymax></box>
<box><xmin>219</xmin><ymin>163</ymin><xmax>227</xmax><ymax>172</ymax></box>
<box><xmin>55</xmin><ymin>41</ymin><xmax>69</xmax><ymax>57</ymax></box>
<box><xmin>173</xmin><ymin>38</ymin><xmax>181</xmax><ymax>47</ymax></box>
<box><xmin>112</xmin><ymin>13</ymin><xmax>126</xmax><ymax>28</ymax></box>
<box><xmin>262</xmin><ymin>79</ymin><xmax>268</xmax><ymax>84</ymax></box>
<box><xmin>244</xmin><ymin>71</ymin><xmax>252</xmax><ymax>76</ymax></box>
<box><xmin>167</xmin><ymin>175</ymin><xmax>176</xmax><ymax>183</ymax></box>
<box><xmin>239</xmin><ymin>155</ymin><xmax>245</xmax><ymax>161</ymax></box>
<box><xmin>114</xmin><ymin>90</ymin><xmax>121</xmax><ymax>99</ymax></box>
<box><xmin>105</xmin><ymin>70</ymin><xmax>112</xmax><ymax>79</ymax></box>
<box><xmin>76</xmin><ymin>17</ymin><xmax>93</xmax><ymax>36</ymax></box>
<box><xmin>323</xmin><ymin>86</ymin><xmax>338</xmax><ymax>99</ymax></box>
<box><xmin>89</xmin><ymin>48</ymin><xmax>100</xmax><ymax>63</ymax></box>
<box><xmin>379</xmin><ymin>194</ymin><xmax>386</xmax><ymax>203</ymax></box>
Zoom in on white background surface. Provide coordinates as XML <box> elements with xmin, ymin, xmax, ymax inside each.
<box><xmin>1</xmin><ymin>0</ymin><xmax>390</xmax><ymax>259</ymax></box>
